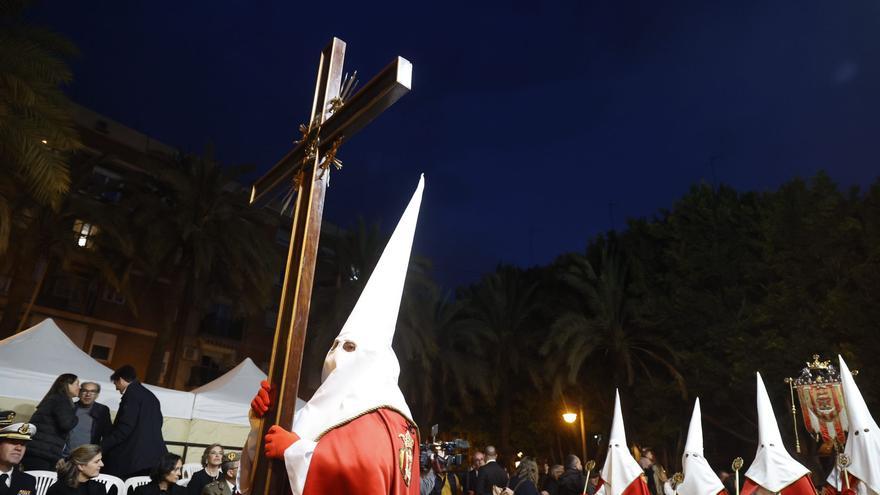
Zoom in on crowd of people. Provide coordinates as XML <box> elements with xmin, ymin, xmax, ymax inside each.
<box><xmin>421</xmin><ymin>446</ymin><xmax>599</xmax><ymax>495</ymax></box>
<box><xmin>420</xmin><ymin>445</ymin><xmax>736</xmax><ymax>495</ymax></box>
<box><xmin>0</xmin><ymin>366</ymin><xmax>242</xmax><ymax>495</ymax></box>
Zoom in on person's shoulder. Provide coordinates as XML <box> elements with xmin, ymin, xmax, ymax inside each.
<box><xmin>93</xmin><ymin>402</ymin><xmax>111</xmax><ymax>413</ymax></box>
<box><xmin>85</xmin><ymin>480</ymin><xmax>107</xmax><ymax>495</ymax></box>
<box><xmin>16</xmin><ymin>470</ymin><xmax>36</xmax><ymax>483</ymax></box>
<box><xmin>201</xmin><ymin>480</ymin><xmax>223</xmax><ymax>495</ymax></box>
<box><xmin>12</xmin><ymin>470</ymin><xmax>37</xmax><ymax>493</ymax></box>
<box><xmin>133</xmin><ymin>482</ymin><xmax>154</xmax><ymax>495</ymax></box>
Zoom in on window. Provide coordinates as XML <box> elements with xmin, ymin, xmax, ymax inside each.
<box><xmin>72</xmin><ymin>220</ymin><xmax>98</xmax><ymax>248</ymax></box>
<box><xmin>101</xmin><ymin>285</ymin><xmax>125</xmax><ymax>305</ymax></box>
<box><xmin>78</xmin><ymin>166</ymin><xmax>125</xmax><ymax>203</ymax></box>
<box><xmin>89</xmin><ymin>332</ymin><xmax>117</xmax><ymax>363</ymax></box>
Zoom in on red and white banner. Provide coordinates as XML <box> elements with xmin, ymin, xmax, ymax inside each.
<box><xmin>796</xmin><ymin>382</ymin><xmax>849</xmax><ymax>445</ymax></box>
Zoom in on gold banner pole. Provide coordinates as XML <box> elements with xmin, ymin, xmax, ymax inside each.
<box><xmin>785</xmin><ymin>377</ymin><xmax>801</xmax><ymax>454</ymax></box>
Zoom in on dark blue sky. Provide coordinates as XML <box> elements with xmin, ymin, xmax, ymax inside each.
<box><xmin>30</xmin><ymin>1</ymin><xmax>880</xmax><ymax>288</ymax></box>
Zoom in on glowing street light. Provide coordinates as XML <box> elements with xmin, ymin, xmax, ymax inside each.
<box><xmin>561</xmin><ymin>406</ymin><xmax>587</xmax><ymax>464</ymax></box>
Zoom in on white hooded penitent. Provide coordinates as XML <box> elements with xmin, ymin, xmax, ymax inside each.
<box><xmin>745</xmin><ymin>372</ymin><xmax>810</xmax><ymax>492</ymax></box>
<box><xmin>280</xmin><ymin>175</ymin><xmax>425</xmax><ymax>494</ymax></box>
<box><xmin>678</xmin><ymin>399</ymin><xmax>724</xmax><ymax>495</ymax></box>
<box><xmin>600</xmin><ymin>390</ymin><xmax>645</xmax><ymax>495</ymax></box>
<box><xmin>839</xmin><ymin>355</ymin><xmax>880</xmax><ymax>495</ymax></box>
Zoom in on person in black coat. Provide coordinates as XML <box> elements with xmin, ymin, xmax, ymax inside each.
<box><xmin>476</xmin><ymin>446</ymin><xmax>508</xmax><ymax>495</ymax></box>
<box><xmin>23</xmin><ymin>374</ymin><xmax>80</xmax><ymax>470</ymax></box>
<box><xmin>557</xmin><ymin>455</ymin><xmax>586</xmax><ymax>495</ymax></box>
<box><xmin>101</xmin><ymin>365</ymin><xmax>167</xmax><ymax>478</ymax></box>
<box><xmin>133</xmin><ymin>453</ymin><xmax>186</xmax><ymax>495</ymax></box>
<box><xmin>47</xmin><ymin>444</ymin><xmax>107</xmax><ymax>495</ymax></box>
<box><xmin>0</xmin><ymin>411</ymin><xmax>38</xmax><ymax>495</ymax></box>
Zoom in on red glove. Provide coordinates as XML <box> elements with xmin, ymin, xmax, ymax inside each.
<box><xmin>250</xmin><ymin>380</ymin><xmax>274</xmax><ymax>418</ymax></box>
<box><xmin>264</xmin><ymin>425</ymin><xmax>299</xmax><ymax>459</ymax></box>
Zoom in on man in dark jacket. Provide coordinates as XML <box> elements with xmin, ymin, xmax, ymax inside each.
<box><xmin>476</xmin><ymin>446</ymin><xmax>508</xmax><ymax>495</ymax></box>
<box><xmin>0</xmin><ymin>411</ymin><xmax>37</xmax><ymax>495</ymax></box>
<box><xmin>557</xmin><ymin>455</ymin><xmax>586</xmax><ymax>495</ymax></box>
<box><xmin>69</xmin><ymin>382</ymin><xmax>112</xmax><ymax>450</ymax></box>
<box><xmin>101</xmin><ymin>365</ymin><xmax>167</xmax><ymax>478</ymax></box>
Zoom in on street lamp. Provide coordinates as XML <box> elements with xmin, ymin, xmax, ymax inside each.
<box><xmin>561</xmin><ymin>406</ymin><xmax>587</xmax><ymax>466</ymax></box>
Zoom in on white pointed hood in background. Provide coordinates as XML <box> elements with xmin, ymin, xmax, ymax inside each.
<box><xmin>745</xmin><ymin>372</ymin><xmax>810</xmax><ymax>492</ymax></box>
<box><xmin>839</xmin><ymin>355</ymin><xmax>880</xmax><ymax>495</ymax></box>
<box><xmin>678</xmin><ymin>399</ymin><xmax>724</xmax><ymax>495</ymax></box>
<box><xmin>600</xmin><ymin>390</ymin><xmax>645</xmax><ymax>495</ymax></box>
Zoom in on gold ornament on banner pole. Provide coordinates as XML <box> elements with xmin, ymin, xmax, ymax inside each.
<box><xmin>838</xmin><ymin>453</ymin><xmax>851</xmax><ymax>490</ymax></box>
<box><xmin>582</xmin><ymin>460</ymin><xmax>596</xmax><ymax>495</ymax></box>
<box><xmin>732</xmin><ymin>457</ymin><xmax>744</xmax><ymax>495</ymax></box>
<box><xmin>672</xmin><ymin>472</ymin><xmax>684</xmax><ymax>495</ymax></box>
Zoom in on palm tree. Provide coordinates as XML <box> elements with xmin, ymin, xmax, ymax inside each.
<box><xmin>126</xmin><ymin>150</ymin><xmax>280</xmax><ymax>385</ymax></box>
<box><xmin>0</xmin><ymin>154</ymin><xmax>136</xmax><ymax>338</ymax></box>
<box><xmin>0</xmin><ymin>0</ymin><xmax>81</xmax><ymax>254</ymax></box>
<box><xmin>541</xmin><ymin>247</ymin><xmax>685</xmax><ymax>405</ymax></box>
<box><xmin>457</xmin><ymin>265</ymin><xmax>541</xmax><ymax>456</ymax></box>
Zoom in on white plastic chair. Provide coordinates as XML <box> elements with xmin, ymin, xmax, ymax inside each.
<box><xmin>24</xmin><ymin>471</ymin><xmax>57</xmax><ymax>495</ymax></box>
<box><xmin>176</xmin><ymin>478</ymin><xmax>190</xmax><ymax>487</ymax></box>
<box><xmin>95</xmin><ymin>474</ymin><xmax>125</xmax><ymax>495</ymax></box>
<box><xmin>181</xmin><ymin>463</ymin><xmax>202</xmax><ymax>480</ymax></box>
<box><xmin>123</xmin><ymin>476</ymin><xmax>151</xmax><ymax>495</ymax></box>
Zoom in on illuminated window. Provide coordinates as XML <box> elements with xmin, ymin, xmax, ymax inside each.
<box><xmin>72</xmin><ymin>220</ymin><xmax>98</xmax><ymax>248</ymax></box>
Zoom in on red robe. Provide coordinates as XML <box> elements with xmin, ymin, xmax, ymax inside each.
<box><xmin>741</xmin><ymin>475</ymin><xmax>817</xmax><ymax>495</ymax></box>
<box><xmin>298</xmin><ymin>408</ymin><xmax>420</xmax><ymax>495</ymax></box>
<box><xmin>597</xmin><ymin>475</ymin><xmax>652</xmax><ymax>495</ymax></box>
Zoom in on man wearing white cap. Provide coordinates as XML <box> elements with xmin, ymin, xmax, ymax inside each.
<box><xmin>677</xmin><ymin>399</ymin><xmax>725</xmax><ymax>495</ymax></box>
<box><xmin>837</xmin><ymin>356</ymin><xmax>880</xmax><ymax>495</ymax></box>
<box><xmin>242</xmin><ymin>176</ymin><xmax>426</xmax><ymax>495</ymax></box>
<box><xmin>742</xmin><ymin>373</ymin><xmax>815</xmax><ymax>495</ymax></box>
<box><xmin>599</xmin><ymin>391</ymin><xmax>650</xmax><ymax>495</ymax></box>
<box><xmin>0</xmin><ymin>410</ymin><xmax>37</xmax><ymax>495</ymax></box>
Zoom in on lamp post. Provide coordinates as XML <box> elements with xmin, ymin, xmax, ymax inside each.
<box><xmin>562</xmin><ymin>406</ymin><xmax>587</xmax><ymax>466</ymax></box>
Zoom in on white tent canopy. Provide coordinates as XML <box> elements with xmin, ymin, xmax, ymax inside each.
<box><xmin>0</xmin><ymin>318</ymin><xmax>194</xmax><ymax>419</ymax></box>
<box><xmin>191</xmin><ymin>357</ymin><xmax>305</xmax><ymax>426</ymax></box>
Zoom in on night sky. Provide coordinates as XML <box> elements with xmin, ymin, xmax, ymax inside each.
<box><xmin>28</xmin><ymin>1</ymin><xmax>880</xmax><ymax>289</ymax></box>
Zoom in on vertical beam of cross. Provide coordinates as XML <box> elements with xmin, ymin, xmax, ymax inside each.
<box><xmin>248</xmin><ymin>38</ymin><xmax>344</xmax><ymax>495</ymax></box>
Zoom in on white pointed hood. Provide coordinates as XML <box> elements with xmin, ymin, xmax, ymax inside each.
<box><xmin>745</xmin><ymin>372</ymin><xmax>810</xmax><ymax>492</ymax></box>
<box><xmin>600</xmin><ymin>390</ymin><xmax>645</xmax><ymax>495</ymax></box>
<box><xmin>840</xmin><ymin>356</ymin><xmax>880</xmax><ymax>495</ymax></box>
<box><xmin>276</xmin><ymin>175</ymin><xmax>424</xmax><ymax>495</ymax></box>
<box><xmin>678</xmin><ymin>399</ymin><xmax>724</xmax><ymax>495</ymax></box>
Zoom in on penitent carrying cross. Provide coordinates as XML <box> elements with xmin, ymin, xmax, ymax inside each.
<box><xmin>247</xmin><ymin>37</ymin><xmax>412</xmax><ymax>495</ymax></box>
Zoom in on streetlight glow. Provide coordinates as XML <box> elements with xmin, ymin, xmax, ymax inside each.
<box><xmin>562</xmin><ymin>412</ymin><xmax>577</xmax><ymax>423</ymax></box>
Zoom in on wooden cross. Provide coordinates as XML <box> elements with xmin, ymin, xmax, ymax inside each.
<box><xmin>247</xmin><ymin>37</ymin><xmax>412</xmax><ymax>495</ymax></box>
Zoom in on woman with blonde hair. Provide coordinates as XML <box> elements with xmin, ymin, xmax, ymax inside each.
<box><xmin>47</xmin><ymin>444</ymin><xmax>106</xmax><ymax>495</ymax></box>
<box><xmin>186</xmin><ymin>444</ymin><xmax>223</xmax><ymax>495</ymax></box>
<box><xmin>507</xmin><ymin>457</ymin><xmax>540</xmax><ymax>495</ymax></box>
